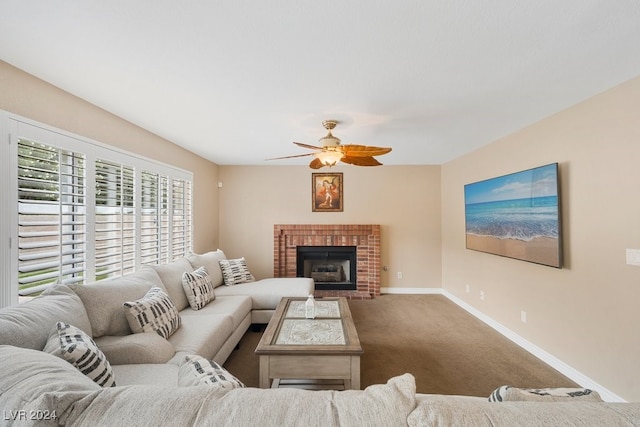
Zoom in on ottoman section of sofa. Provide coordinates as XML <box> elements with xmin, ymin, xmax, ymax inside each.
<box><xmin>214</xmin><ymin>278</ymin><xmax>314</xmax><ymax>310</ymax></box>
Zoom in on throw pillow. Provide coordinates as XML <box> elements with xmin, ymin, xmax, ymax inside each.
<box><xmin>43</xmin><ymin>321</ymin><xmax>116</xmax><ymax>387</ymax></box>
<box><xmin>123</xmin><ymin>287</ymin><xmax>181</xmax><ymax>339</ymax></box>
<box><xmin>178</xmin><ymin>354</ymin><xmax>245</xmax><ymax>389</ymax></box>
<box><xmin>219</xmin><ymin>257</ymin><xmax>255</xmax><ymax>286</ymax></box>
<box><xmin>182</xmin><ymin>266</ymin><xmax>216</xmax><ymax>310</ymax></box>
<box><xmin>488</xmin><ymin>385</ymin><xmax>603</xmax><ymax>402</ymax></box>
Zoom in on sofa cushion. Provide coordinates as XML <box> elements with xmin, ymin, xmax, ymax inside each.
<box><xmin>43</xmin><ymin>322</ymin><xmax>116</xmax><ymax>387</ymax></box>
<box><xmin>178</xmin><ymin>354</ymin><xmax>244</xmax><ymax>389</ymax></box>
<box><xmin>219</xmin><ymin>257</ymin><xmax>255</xmax><ymax>286</ymax></box>
<box><xmin>146</xmin><ymin>258</ymin><xmax>193</xmax><ymax>311</ymax></box>
<box><xmin>214</xmin><ymin>278</ymin><xmax>314</xmax><ymax>310</ymax></box>
<box><xmin>488</xmin><ymin>385</ymin><xmax>603</xmax><ymax>402</ymax></box>
<box><xmin>112</xmin><ymin>363</ymin><xmax>180</xmax><ymax>387</ymax></box>
<box><xmin>123</xmin><ymin>287</ymin><xmax>181</xmax><ymax>339</ymax></box>
<box><xmin>179</xmin><ymin>295</ymin><xmax>252</xmax><ymax>331</ymax></box>
<box><xmin>187</xmin><ymin>250</ymin><xmax>226</xmax><ymax>288</ymax></box>
<box><xmin>0</xmin><ymin>345</ymin><xmax>100</xmax><ymax>420</ymax></box>
<box><xmin>407</xmin><ymin>398</ymin><xmax>640</xmax><ymax>427</ymax></box>
<box><xmin>61</xmin><ymin>373</ymin><xmax>416</xmax><ymax>427</ymax></box>
<box><xmin>94</xmin><ymin>333</ymin><xmax>175</xmax><ymax>365</ymax></box>
<box><xmin>56</xmin><ymin>384</ymin><xmax>230</xmax><ymax>426</ymax></box>
<box><xmin>69</xmin><ymin>268</ymin><xmax>165</xmax><ymax>337</ymax></box>
<box><xmin>197</xmin><ymin>372</ymin><xmax>416</xmax><ymax>426</ymax></box>
<box><xmin>167</xmin><ymin>314</ymin><xmax>234</xmax><ymax>365</ymax></box>
<box><xmin>0</xmin><ymin>283</ymin><xmax>91</xmax><ymax>350</ymax></box>
<box><xmin>182</xmin><ymin>266</ymin><xmax>216</xmax><ymax>310</ymax></box>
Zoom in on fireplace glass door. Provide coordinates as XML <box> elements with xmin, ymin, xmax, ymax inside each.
<box><xmin>296</xmin><ymin>246</ymin><xmax>357</xmax><ymax>290</ymax></box>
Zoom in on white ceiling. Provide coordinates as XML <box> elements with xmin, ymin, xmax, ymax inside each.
<box><xmin>1</xmin><ymin>1</ymin><xmax>639</xmax><ymax>166</ymax></box>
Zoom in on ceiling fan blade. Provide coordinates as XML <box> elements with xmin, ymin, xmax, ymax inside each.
<box><xmin>309</xmin><ymin>157</ymin><xmax>325</xmax><ymax>169</ymax></box>
<box><xmin>294</xmin><ymin>141</ymin><xmax>324</xmax><ymax>151</ymax></box>
<box><xmin>341</xmin><ymin>155</ymin><xmax>383</xmax><ymax>167</ymax></box>
<box><xmin>340</xmin><ymin>144</ymin><xmax>392</xmax><ymax>157</ymax></box>
<box><xmin>265</xmin><ymin>153</ymin><xmax>315</xmax><ymax>160</ymax></box>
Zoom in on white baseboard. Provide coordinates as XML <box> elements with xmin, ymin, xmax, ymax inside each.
<box><xmin>379</xmin><ymin>287</ymin><xmax>625</xmax><ymax>402</ymax></box>
<box><xmin>380</xmin><ymin>287</ymin><xmax>441</xmax><ymax>294</ymax></box>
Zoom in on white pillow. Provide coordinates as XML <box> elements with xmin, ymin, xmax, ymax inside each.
<box><xmin>123</xmin><ymin>287</ymin><xmax>181</xmax><ymax>339</ymax></box>
<box><xmin>219</xmin><ymin>257</ymin><xmax>255</xmax><ymax>286</ymax></box>
<box><xmin>182</xmin><ymin>266</ymin><xmax>216</xmax><ymax>310</ymax></box>
<box><xmin>178</xmin><ymin>354</ymin><xmax>244</xmax><ymax>389</ymax></box>
<box><xmin>43</xmin><ymin>321</ymin><xmax>116</xmax><ymax>387</ymax></box>
<box><xmin>187</xmin><ymin>250</ymin><xmax>227</xmax><ymax>288</ymax></box>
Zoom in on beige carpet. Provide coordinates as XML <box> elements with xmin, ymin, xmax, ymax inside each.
<box><xmin>223</xmin><ymin>294</ymin><xmax>578</xmax><ymax>397</ymax></box>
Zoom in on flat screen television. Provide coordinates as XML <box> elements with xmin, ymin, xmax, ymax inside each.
<box><xmin>464</xmin><ymin>163</ymin><xmax>562</xmax><ymax>268</ymax></box>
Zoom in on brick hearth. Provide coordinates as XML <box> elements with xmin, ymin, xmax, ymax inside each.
<box><xmin>273</xmin><ymin>224</ymin><xmax>381</xmax><ymax>297</ymax></box>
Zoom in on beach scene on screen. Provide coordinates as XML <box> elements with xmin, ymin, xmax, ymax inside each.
<box><xmin>464</xmin><ymin>164</ymin><xmax>561</xmax><ymax>268</ymax></box>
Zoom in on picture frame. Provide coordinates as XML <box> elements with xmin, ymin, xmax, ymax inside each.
<box><xmin>312</xmin><ymin>173</ymin><xmax>343</xmax><ymax>212</ymax></box>
<box><xmin>464</xmin><ymin>163</ymin><xmax>562</xmax><ymax>268</ymax></box>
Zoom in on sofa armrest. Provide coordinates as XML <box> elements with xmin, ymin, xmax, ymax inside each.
<box><xmin>95</xmin><ymin>333</ymin><xmax>175</xmax><ymax>365</ymax></box>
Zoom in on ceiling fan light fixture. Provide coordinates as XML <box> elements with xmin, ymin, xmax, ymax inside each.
<box><xmin>316</xmin><ymin>149</ymin><xmax>344</xmax><ymax>167</ymax></box>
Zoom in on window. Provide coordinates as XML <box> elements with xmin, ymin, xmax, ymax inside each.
<box><xmin>140</xmin><ymin>171</ymin><xmax>169</xmax><ymax>266</ymax></box>
<box><xmin>17</xmin><ymin>140</ymin><xmax>86</xmax><ymax>294</ymax></box>
<box><xmin>3</xmin><ymin>114</ymin><xmax>193</xmax><ymax>303</ymax></box>
<box><xmin>94</xmin><ymin>159</ymin><xmax>136</xmax><ymax>280</ymax></box>
<box><xmin>170</xmin><ymin>178</ymin><xmax>192</xmax><ymax>261</ymax></box>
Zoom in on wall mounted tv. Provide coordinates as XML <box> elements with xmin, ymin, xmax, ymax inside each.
<box><xmin>464</xmin><ymin>163</ymin><xmax>562</xmax><ymax>268</ymax></box>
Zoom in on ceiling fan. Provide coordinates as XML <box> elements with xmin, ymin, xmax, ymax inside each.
<box><xmin>267</xmin><ymin>120</ymin><xmax>392</xmax><ymax>169</ymax></box>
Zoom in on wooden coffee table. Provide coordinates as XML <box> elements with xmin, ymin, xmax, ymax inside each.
<box><xmin>255</xmin><ymin>297</ymin><xmax>363</xmax><ymax>390</ymax></box>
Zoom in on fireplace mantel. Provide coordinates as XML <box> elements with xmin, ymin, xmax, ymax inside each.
<box><xmin>273</xmin><ymin>224</ymin><xmax>381</xmax><ymax>296</ymax></box>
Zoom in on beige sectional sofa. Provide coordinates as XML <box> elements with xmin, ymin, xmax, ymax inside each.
<box><xmin>0</xmin><ymin>250</ymin><xmax>314</xmax><ymax>387</ymax></box>
<box><xmin>1</xmin><ymin>250</ymin><xmax>640</xmax><ymax>426</ymax></box>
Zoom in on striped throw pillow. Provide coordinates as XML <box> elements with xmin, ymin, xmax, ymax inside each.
<box><xmin>44</xmin><ymin>322</ymin><xmax>116</xmax><ymax>387</ymax></box>
<box><xmin>178</xmin><ymin>354</ymin><xmax>244</xmax><ymax>389</ymax></box>
<box><xmin>182</xmin><ymin>266</ymin><xmax>215</xmax><ymax>310</ymax></box>
<box><xmin>489</xmin><ymin>385</ymin><xmax>602</xmax><ymax>402</ymax></box>
<box><xmin>219</xmin><ymin>257</ymin><xmax>255</xmax><ymax>286</ymax></box>
<box><xmin>123</xmin><ymin>287</ymin><xmax>181</xmax><ymax>339</ymax></box>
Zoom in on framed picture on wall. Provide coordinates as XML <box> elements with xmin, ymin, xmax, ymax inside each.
<box><xmin>464</xmin><ymin>163</ymin><xmax>562</xmax><ymax>268</ymax></box>
<box><xmin>312</xmin><ymin>172</ymin><xmax>343</xmax><ymax>212</ymax></box>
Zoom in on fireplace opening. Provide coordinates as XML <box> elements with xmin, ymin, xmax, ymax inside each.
<box><xmin>296</xmin><ymin>246</ymin><xmax>357</xmax><ymax>291</ymax></box>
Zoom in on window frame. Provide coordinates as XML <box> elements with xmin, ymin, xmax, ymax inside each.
<box><xmin>1</xmin><ymin>111</ymin><xmax>193</xmax><ymax>306</ymax></box>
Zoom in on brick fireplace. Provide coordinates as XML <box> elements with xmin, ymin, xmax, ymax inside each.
<box><xmin>273</xmin><ymin>224</ymin><xmax>381</xmax><ymax>297</ymax></box>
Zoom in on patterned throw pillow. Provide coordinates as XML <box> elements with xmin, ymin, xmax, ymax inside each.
<box><xmin>488</xmin><ymin>385</ymin><xmax>602</xmax><ymax>402</ymax></box>
<box><xmin>123</xmin><ymin>287</ymin><xmax>181</xmax><ymax>339</ymax></box>
<box><xmin>178</xmin><ymin>354</ymin><xmax>245</xmax><ymax>389</ymax></box>
<box><xmin>219</xmin><ymin>257</ymin><xmax>255</xmax><ymax>286</ymax></box>
<box><xmin>43</xmin><ymin>322</ymin><xmax>116</xmax><ymax>387</ymax></box>
<box><xmin>182</xmin><ymin>266</ymin><xmax>216</xmax><ymax>310</ymax></box>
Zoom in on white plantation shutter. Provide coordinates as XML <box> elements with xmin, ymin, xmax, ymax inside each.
<box><xmin>4</xmin><ymin>114</ymin><xmax>193</xmax><ymax>305</ymax></box>
<box><xmin>170</xmin><ymin>178</ymin><xmax>192</xmax><ymax>260</ymax></box>
<box><xmin>17</xmin><ymin>139</ymin><xmax>86</xmax><ymax>295</ymax></box>
<box><xmin>140</xmin><ymin>171</ymin><xmax>170</xmax><ymax>265</ymax></box>
<box><xmin>94</xmin><ymin>159</ymin><xmax>136</xmax><ymax>279</ymax></box>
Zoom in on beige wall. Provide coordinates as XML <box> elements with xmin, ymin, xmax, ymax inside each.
<box><xmin>441</xmin><ymin>75</ymin><xmax>640</xmax><ymax>401</ymax></box>
<box><xmin>0</xmin><ymin>61</ymin><xmax>220</xmax><ymax>252</ymax></box>
<box><xmin>218</xmin><ymin>165</ymin><xmax>441</xmax><ymax>288</ymax></box>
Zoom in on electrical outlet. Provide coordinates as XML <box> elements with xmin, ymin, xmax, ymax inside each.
<box><xmin>480</xmin><ymin>291</ymin><xmax>485</xmax><ymax>301</ymax></box>
<box><xmin>465</xmin><ymin>284</ymin><xmax>470</xmax><ymax>293</ymax></box>
<box><xmin>521</xmin><ymin>310</ymin><xmax>527</xmax><ymax>323</ymax></box>
<box><xmin>397</xmin><ymin>272</ymin><xmax>403</xmax><ymax>279</ymax></box>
